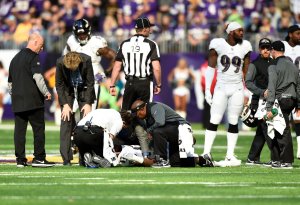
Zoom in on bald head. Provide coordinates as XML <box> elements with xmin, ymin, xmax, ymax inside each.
<box><xmin>27</xmin><ymin>32</ymin><xmax>44</xmax><ymax>53</ymax></box>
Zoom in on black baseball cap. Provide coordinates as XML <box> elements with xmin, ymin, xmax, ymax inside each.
<box><xmin>135</xmin><ymin>17</ymin><xmax>155</xmax><ymax>29</ymax></box>
<box><xmin>271</xmin><ymin>40</ymin><xmax>285</xmax><ymax>52</ymax></box>
<box><xmin>285</xmin><ymin>25</ymin><xmax>300</xmax><ymax>41</ymax></box>
<box><xmin>259</xmin><ymin>38</ymin><xmax>271</xmax><ymax>48</ymax></box>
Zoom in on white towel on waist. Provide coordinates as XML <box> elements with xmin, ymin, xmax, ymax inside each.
<box><xmin>178</xmin><ymin>124</ymin><xmax>197</xmax><ymax>158</ymax></box>
<box><xmin>254</xmin><ymin>99</ymin><xmax>286</xmax><ymax>139</ymax></box>
<box><xmin>103</xmin><ymin>130</ymin><xmax>118</xmax><ymax>166</ymax></box>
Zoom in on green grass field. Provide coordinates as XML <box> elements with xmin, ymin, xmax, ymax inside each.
<box><xmin>1</xmin><ymin>121</ymin><xmax>300</xmax><ymax>205</ymax></box>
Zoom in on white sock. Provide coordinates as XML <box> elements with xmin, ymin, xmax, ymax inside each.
<box><xmin>54</xmin><ymin>108</ymin><xmax>61</xmax><ymax>126</ymax></box>
<box><xmin>0</xmin><ymin>107</ymin><xmax>3</xmax><ymax>123</ymax></box>
<box><xmin>203</xmin><ymin>130</ymin><xmax>217</xmax><ymax>155</ymax></box>
<box><xmin>226</xmin><ymin>132</ymin><xmax>238</xmax><ymax>158</ymax></box>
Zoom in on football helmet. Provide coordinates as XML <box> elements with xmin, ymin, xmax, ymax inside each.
<box><xmin>240</xmin><ymin>105</ymin><xmax>258</xmax><ymax>128</ymax></box>
<box><xmin>73</xmin><ymin>18</ymin><xmax>91</xmax><ymax>45</ymax></box>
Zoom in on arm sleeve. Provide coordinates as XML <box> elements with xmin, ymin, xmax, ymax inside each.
<box><xmin>245</xmin><ymin>63</ymin><xmax>265</xmax><ymax>96</ymax></box>
<box><xmin>266</xmin><ymin>65</ymin><xmax>277</xmax><ymax>111</ymax></box>
<box><xmin>150</xmin><ymin>41</ymin><xmax>160</xmax><ymax>61</ymax></box>
<box><xmin>33</xmin><ymin>73</ymin><xmax>50</xmax><ymax>96</ymax></box>
<box><xmin>115</xmin><ymin>43</ymin><xmax>124</xmax><ymax>62</ymax></box>
<box><xmin>30</xmin><ymin>55</ymin><xmax>42</xmax><ymax>75</ymax></box>
<box><xmin>8</xmin><ymin>82</ymin><xmax>12</xmax><ymax>95</ymax></box>
<box><xmin>55</xmin><ymin>59</ymin><xmax>68</xmax><ymax>105</ymax></box>
<box><xmin>146</xmin><ymin>104</ymin><xmax>165</xmax><ymax>134</ymax></box>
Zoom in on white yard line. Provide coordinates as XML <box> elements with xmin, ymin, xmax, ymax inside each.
<box><xmin>0</xmin><ymin>195</ymin><xmax>299</xmax><ymax>200</ymax></box>
<box><xmin>0</xmin><ymin>182</ymin><xmax>256</xmax><ymax>186</ymax></box>
<box><xmin>0</xmin><ymin>171</ymin><xmax>297</xmax><ymax>175</ymax></box>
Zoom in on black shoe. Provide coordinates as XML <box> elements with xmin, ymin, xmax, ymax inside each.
<box><xmin>152</xmin><ymin>158</ymin><xmax>170</xmax><ymax>168</ymax></box>
<box><xmin>92</xmin><ymin>154</ymin><xmax>111</xmax><ymax>168</ymax></box>
<box><xmin>63</xmin><ymin>161</ymin><xmax>71</xmax><ymax>166</ymax></box>
<box><xmin>280</xmin><ymin>163</ymin><xmax>293</xmax><ymax>169</ymax></box>
<box><xmin>16</xmin><ymin>161</ymin><xmax>28</xmax><ymax>168</ymax></box>
<box><xmin>245</xmin><ymin>159</ymin><xmax>262</xmax><ymax>166</ymax></box>
<box><xmin>271</xmin><ymin>161</ymin><xmax>281</xmax><ymax>169</ymax></box>
<box><xmin>84</xmin><ymin>153</ymin><xmax>99</xmax><ymax>168</ymax></box>
<box><xmin>263</xmin><ymin>160</ymin><xmax>273</xmax><ymax>167</ymax></box>
<box><xmin>198</xmin><ymin>153</ymin><xmax>214</xmax><ymax>167</ymax></box>
<box><xmin>32</xmin><ymin>159</ymin><xmax>55</xmax><ymax>168</ymax></box>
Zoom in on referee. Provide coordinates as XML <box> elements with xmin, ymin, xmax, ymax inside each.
<box><xmin>109</xmin><ymin>17</ymin><xmax>162</xmax><ymax>110</ymax></box>
<box><xmin>109</xmin><ymin>17</ymin><xmax>162</xmax><ymax>156</ymax></box>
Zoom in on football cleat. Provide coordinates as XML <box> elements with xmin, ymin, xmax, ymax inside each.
<box><xmin>84</xmin><ymin>152</ymin><xmax>99</xmax><ymax>168</ymax></box>
<box><xmin>198</xmin><ymin>153</ymin><xmax>214</xmax><ymax>167</ymax></box>
<box><xmin>152</xmin><ymin>158</ymin><xmax>171</xmax><ymax>168</ymax></box>
<box><xmin>214</xmin><ymin>156</ymin><xmax>241</xmax><ymax>167</ymax></box>
<box><xmin>92</xmin><ymin>154</ymin><xmax>111</xmax><ymax>168</ymax></box>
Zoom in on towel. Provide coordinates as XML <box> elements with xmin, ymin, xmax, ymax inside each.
<box><xmin>254</xmin><ymin>99</ymin><xmax>286</xmax><ymax>139</ymax></box>
<box><xmin>178</xmin><ymin>124</ymin><xmax>197</xmax><ymax>158</ymax></box>
<box><xmin>103</xmin><ymin>130</ymin><xmax>118</xmax><ymax>166</ymax></box>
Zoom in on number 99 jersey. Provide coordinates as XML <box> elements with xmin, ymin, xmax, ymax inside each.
<box><xmin>209</xmin><ymin>38</ymin><xmax>252</xmax><ymax>84</ymax></box>
<box><xmin>282</xmin><ymin>41</ymin><xmax>300</xmax><ymax>69</ymax></box>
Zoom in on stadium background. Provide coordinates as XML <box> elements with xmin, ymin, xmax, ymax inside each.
<box><xmin>0</xmin><ymin>0</ymin><xmax>299</xmax><ymax>123</ymax></box>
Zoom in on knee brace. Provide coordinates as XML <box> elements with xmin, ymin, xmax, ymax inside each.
<box><xmin>228</xmin><ymin>124</ymin><xmax>238</xmax><ymax>133</ymax></box>
<box><xmin>207</xmin><ymin>123</ymin><xmax>218</xmax><ymax>131</ymax></box>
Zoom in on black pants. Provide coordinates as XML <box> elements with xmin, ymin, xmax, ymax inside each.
<box><xmin>73</xmin><ymin>126</ymin><xmax>104</xmax><ymax>162</ymax></box>
<box><xmin>122</xmin><ymin>78</ymin><xmax>151</xmax><ymax>110</ymax></box>
<box><xmin>248</xmin><ymin>120</ymin><xmax>274</xmax><ymax>161</ymax></box>
<box><xmin>152</xmin><ymin>123</ymin><xmax>195</xmax><ymax>167</ymax></box>
<box><xmin>270</xmin><ymin>98</ymin><xmax>295</xmax><ymax>163</ymax></box>
<box><xmin>14</xmin><ymin>108</ymin><xmax>46</xmax><ymax>162</ymax></box>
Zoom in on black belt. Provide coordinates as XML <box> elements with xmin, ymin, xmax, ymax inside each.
<box><xmin>125</xmin><ymin>76</ymin><xmax>149</xmax><ymax>81</ymax></box>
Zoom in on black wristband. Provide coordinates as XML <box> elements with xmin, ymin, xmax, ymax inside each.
<box><xmin>156</xmin><ymin>85</ymin><xmax>162</xmax><ymax>88</ymax></box>
<box><xmin>110</xmin><ymin>85</ymin><xmax>115</xmax><ymax>88</ymax></box>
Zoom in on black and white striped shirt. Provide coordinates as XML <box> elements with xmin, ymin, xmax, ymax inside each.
<box><xmin>115</xmin><ymin>34</ymin><xmax>160</xmax><ymax>79</ymax></box>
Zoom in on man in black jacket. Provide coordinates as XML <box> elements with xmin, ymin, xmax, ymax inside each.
<box><xmin>56</xmin><ymin>51</ymin><xmax>95</xmax><ymax>165</ymax></box>
<box><xmin>244</xmin><ymin>38</ymin><xmax>274</xmax><ymax>165</ymax></box>
<box><xmin>8</xmin><ymin>33</ymin><xmax>55</xmax><ymax>168</ymax></box>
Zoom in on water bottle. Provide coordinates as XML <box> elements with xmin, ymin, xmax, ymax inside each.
<box><xmin>264</xmin><ymin>108</ymin><xmax>278</xmax><ymax>120</ymax></box>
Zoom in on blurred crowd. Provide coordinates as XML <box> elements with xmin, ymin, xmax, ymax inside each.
<box><xmin>1</xmin><ymin>0</ymin><xmax>300</xmax><ymax>53</ymax></box>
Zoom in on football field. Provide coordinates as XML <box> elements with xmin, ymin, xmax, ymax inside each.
<box><xmin>1</xmin><ymin>121</ymin><xmax>300</xmax><ymax>205</ymax></box>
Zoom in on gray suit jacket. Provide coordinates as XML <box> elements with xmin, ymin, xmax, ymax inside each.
<box><xmin>55</xmin><ymin>53</ymin><xmax>96</xmax><ymax>106</ymax></box>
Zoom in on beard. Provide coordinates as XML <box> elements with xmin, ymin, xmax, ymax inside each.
<box><xmin>234</xmin><ymin>37</ymin><xmax>243</xmax><ymax>44</ymax></box>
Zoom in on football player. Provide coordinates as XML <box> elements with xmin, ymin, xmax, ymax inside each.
<box><xmin>201</xmin><ymin>22</ymin><xmax>252</xmax><ymax>167</ymax></box>
<box><xmin>282</xmin><ymin>25</ymin><xmax>300</xmax><ymax>159</ymax></box>
<box><xmin>63</xmin><ymin>18</ymin><xmax>116</xmax><ymax>110</ymax></box>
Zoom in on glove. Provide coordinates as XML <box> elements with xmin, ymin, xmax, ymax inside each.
<box><xmin>205</xmin><ymin>89</ymin><xmax>213</xmax><ymax>106</ymax></box>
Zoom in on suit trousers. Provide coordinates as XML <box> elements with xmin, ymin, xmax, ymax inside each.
<box><xmin>59</xmin><ymin>101</ymin><xmax>84</xmax><ymax>162</ymax></box>
<box><xmin>14</xmin><ymin>108</ymin><xmax>46</xmax><ymax>162</ymax></box>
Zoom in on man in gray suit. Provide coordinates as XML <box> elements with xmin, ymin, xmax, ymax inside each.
<box><xmin>56</xmin><ymin>52</ymin><xmax>95</xmax><ymax>165</ymax></box>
